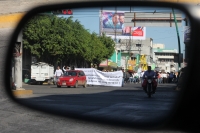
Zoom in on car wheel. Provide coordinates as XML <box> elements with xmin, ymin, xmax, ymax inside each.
<box><xmin>67</xmin><ymin>86</ymin><xmax>71</xmax><ymax>88</ymax></box>
<box><xmin>57</xmin><ymin>85</ymin><xmax>61</xmax><ymax>88</ymax></box>
<box><xmin>74</xmin><ymin>81</ymin><xmax>78</xmax><ymax>88</ymax></box>
<box><xmin>83</xmin><ymin>81</ymin><xmax>87</xmax><ymax>88</ymax></box>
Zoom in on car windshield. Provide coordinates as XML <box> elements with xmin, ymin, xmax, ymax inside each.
<box><xmin>63</xmin><ymin>71</ymin><xmax>77</xmax><ymax>76</ymax></box>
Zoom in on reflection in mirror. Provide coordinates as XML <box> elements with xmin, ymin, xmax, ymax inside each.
<box><xmin>11</xmin><ymin>6</ymin><xmax>190</xmax><ymax>124</ymax></box>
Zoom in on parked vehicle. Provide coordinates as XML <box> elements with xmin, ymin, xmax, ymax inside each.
<box><xmin>31</xmin><ymin>62</ymin><xmax>54</xmax><ymax>85</ymax></box>
<box><xmin>56</xmin><ymin>70</ymin><xmax>87</xmax><ymax>88</ymax></box>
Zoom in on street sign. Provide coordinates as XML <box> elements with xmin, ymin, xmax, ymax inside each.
<box><xmin>124</xmin><ymin>12</ymin><xmax>182</xmax><ymax>27</ymax></box>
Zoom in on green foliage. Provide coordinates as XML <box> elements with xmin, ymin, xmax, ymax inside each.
<box><xmin>23</xmin><ymin>14</ymin><xmax>115</xmax><ymax>67</ymax></box>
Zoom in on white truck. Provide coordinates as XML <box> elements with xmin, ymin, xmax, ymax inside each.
<box><xmin>31</xmin><ymin>62</ymin><xmax>54</xmax><ymax>85</ymax></box>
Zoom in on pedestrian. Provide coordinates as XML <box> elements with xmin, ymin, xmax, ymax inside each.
<box><xmin>63</xmin><ymin>65</ymin><xmax>70</xmax><ymax>73</ymax></box>
<box><xmin>132</xmin><ymin>72</ymin><xmax>136</xmax><ymax>83</ymax></box>
<box><xmin>176</xmin><ymin>67</ymin><xmax>185</xmax><ymax>90</ymax></box>
<box><xmin>155</xmin><ymin>71</ymin><xmax>159</xmax><ymax>82</ymax></box>
<box><xmin>169</xmin><ymin>72</ymin><xmax>174</xmax><ymax>83</ymax></box>
<box><xmin>160</xmin><ymin>72</ymin><xmax>163</xmax><ymax>84</ymax></box>
<box><xmin>125</xmin><ymin>71</ymin><xmax>130</xmax><ymax>83</ymax></box>
<box><xmin>167</xmin><ymin>72</ymin><xmax>170</xmax><ymax>83</ymax></box>
<box><xmin>54</xmin><ymin>66</ymin><xmax>63</xmax><ymax>83</ymax></box>
<box><xmin>140</xmin><ymin>70</ymin><xmax>144</xmax><ymax>84</ymax></box>
<box><xmin>173</xmin><ymin>72</ymin><xmax>177</xmax><ymax>83</ymax></box>
<box><xmin>71</xmin><ymin>66</ymin><xmax>75</xmax><ymax>70</ymax></box>
<box><xmin>157</xmin><ymin>72</ymin><xmax>161</xmax><ymax>84</ymax></box>
<box><xmin>133</xmin><ymin>72</ymin><xmax>139</xmax><ymax>84</ymax></box>
<box><xmin>162</xmin><ymin>72</ymin><xmax>167</xmax><ymax>83</ymax></box>
<box><xmin>121</xmin><ymin>69</ymin><xmax>126</xmax><ymax>87</ymax></box>
<box><xmin>129</xmin><ymin>73</ymin><xmax>134</xmax><ymax>83</ymax></box>
<box><xmin>137</xmin><ymin>66</ymin><xmax>142</xmax><ymax>83</ymax></box>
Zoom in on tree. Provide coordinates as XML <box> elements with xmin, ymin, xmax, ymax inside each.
<box><xmin>23</xmin><ymin>14</ymin><xmax>115</xmax><ymax>69</ymax></box>
<box><xmin>99</xmin><ymin>33</ymin><xmax>115</xmax><ymax>59</ymax></box>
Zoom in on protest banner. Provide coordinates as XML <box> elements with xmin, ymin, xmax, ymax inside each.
<box><xmin>75</xmin><ymin>68</ymin><xmax>123</xmax><ymax>87</ymax></box>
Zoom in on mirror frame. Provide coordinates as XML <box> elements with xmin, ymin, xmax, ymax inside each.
<box><xmin>5</xmin><ymin>0</ymin><xmax>200</xmax><ymax>131</ymax></box>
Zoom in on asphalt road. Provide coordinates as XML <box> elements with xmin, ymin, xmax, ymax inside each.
<box><xmin>3</xmin><ymin>82</ymin><xmax>182</xmax><ymax>132</ymax></box>
<box><xmin>0</xmin><ymin>84</ymin><xmax>185</xmax><ymax>133</ymax></box>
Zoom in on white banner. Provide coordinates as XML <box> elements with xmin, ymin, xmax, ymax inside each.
<box><xmin>75</xmin><ymin>68</ymin><xmax>123</xmax><ymax>87</ymax></box>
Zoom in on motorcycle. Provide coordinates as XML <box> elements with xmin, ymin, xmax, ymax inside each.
<box><xmin>144</xmin><ymin>75</ymin><xmax>156</xmax><ymax>98</ymax></box>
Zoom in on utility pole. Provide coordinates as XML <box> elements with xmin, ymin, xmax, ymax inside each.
<box><xmin>100</xmin><ymin>7</ymin><xmax>103</xmax><ymax>36</ymax></box>
<box><xmin>114</xmin><ymin>6</ymin><xmax>117</xmax><ymax>42</ymax></box>
<box><xmin>172</xmin><ymin>8</ymin><xmax>181</xmax><ymax>71</ymax></box>
<box><xmin>14</xmin><ymin>30</ymin><xmax>23</xmax><ymax>90</ymax></box>
<box><xmin>126</xmin><ymin>6</ymin><xmax>132</xmax><ymax>71</ymax></box>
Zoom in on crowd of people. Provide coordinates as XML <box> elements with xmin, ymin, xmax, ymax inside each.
<box><xmin>121</xmin><ymin>68</ymin><xmax>178</xmax><ymax>85</ymax></box>
<box><xmin>156</xmin><ymin>71</ymin><xmax>177</xmax><ymax>84</ymax></box>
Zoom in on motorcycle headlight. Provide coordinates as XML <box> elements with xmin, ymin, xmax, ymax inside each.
<box><xmin>148</xmin><ymin>79</ymin><xmax>152</xmax><ymax>83</ymax></box>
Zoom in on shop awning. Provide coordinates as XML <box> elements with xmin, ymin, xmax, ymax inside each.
<box><xmin>99</xmin><ymin>59</ymin><xmax>117</xmax><ymax>68</ymax></box>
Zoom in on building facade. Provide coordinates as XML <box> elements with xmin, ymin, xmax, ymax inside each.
<box><xmin>153</xmin><ymin>48</ymin><xmax>178</xmax><ymax>72</ymax></box>
<box><xmin>114</xmin><ymin>37</ymin><xmax>154</xmax><ymax>71</ymax></box>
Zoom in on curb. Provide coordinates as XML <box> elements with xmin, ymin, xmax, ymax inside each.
<box><xmin>12</xmin><ymin>89</ymin><xmax>33</xmax><ymax>97</ymax></box>
<box><xmin>43</xmin><ymin>82</ymin><xmax>54</xmax><ymax>85</ymax></box>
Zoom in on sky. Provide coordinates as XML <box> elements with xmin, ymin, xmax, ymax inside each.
<box><xmin>59</xmin><ymin>7</ymin><xmax>186</xmax><ymax>56</ymax></box>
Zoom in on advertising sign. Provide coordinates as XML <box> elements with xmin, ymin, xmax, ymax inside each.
<box><xmin>131</xmin><ymin>26</ymin><xmax>146</xmax><ymax>40</ymax></box>
<box><xmin>106</xmin><ymin>27</ymin><xmax>146</xmax><ymax>40</ymax></box>
<box><xmin>75</xmin><ymin>68</ymin><xmax>123</xmax><ymax>87</ymax></box>
<box><xmin>99</xmin><ymin>59</ymin><xmax>108</xmax><ymax>66</ymax></box>
<box><xmin>101</xmin><ymin>10</ymin><xmax>147</xmax><ymax>39</ymax></box>
<box><xmin>102</xmin><ymin>11</ymin><xmax>124</xmax><ymax>29</ymax></box>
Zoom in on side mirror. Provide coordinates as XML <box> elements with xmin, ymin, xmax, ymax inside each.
<box><xmin>5</xmin><ymin>1</ymin><xmax>199</xmax><ymax>131</ymax></box>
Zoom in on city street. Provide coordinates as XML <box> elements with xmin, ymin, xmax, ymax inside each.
<box><xmin>16</xmin><ymin>83</ymin><xmax>179</xmax><ymax>126</ymax></box>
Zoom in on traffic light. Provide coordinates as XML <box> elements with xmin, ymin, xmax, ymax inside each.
<box><xmin>52</xmin><ymin>9</ymin><xmax>73</xmax><ymax>15</ymax></box>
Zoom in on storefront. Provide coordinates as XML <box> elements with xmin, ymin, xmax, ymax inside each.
<box><xmin>99</xmin><ymin>59</ymin><xmax>118</xmax><ymax>71</ymax></box>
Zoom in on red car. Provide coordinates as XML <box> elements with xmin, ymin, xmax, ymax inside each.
<box><xmin>56</xmin><ymin>70</ymin><xmax>87</xmax><ymax>88</ymax></box>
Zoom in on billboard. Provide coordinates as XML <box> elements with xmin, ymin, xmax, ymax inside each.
<box><xmin>106</xmin><ymin>26</ymin><xmax>146</xmax><ymax>40</ymax></box>
<box><xmin>102</xmin><ymin>10</ymin><xmax>124</xmax><ymax>33</ymax></box>
<box><xmin>101</xmin><ymin>10</ymin><xmax>146</xmax><ymax>40</ymax></box>
<box><xmin>132</xmin><ymin>26</ymin><xmax>146</xmax><ymax>40</ymax></box>
<box><xmin>102</xmin><ymin>11</ymin><xmax>124</xmax><ymax>30</ymax></box>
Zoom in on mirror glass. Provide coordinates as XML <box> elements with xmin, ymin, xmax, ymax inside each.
<box><xmin>11</xmin><ymin>6</ymin><xmax>190</xmax><ymax>125</ymax></box>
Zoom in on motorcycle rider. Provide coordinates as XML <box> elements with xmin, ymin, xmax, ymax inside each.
<box><xmin>142</xmin><ymin>66</ymin><xmax>157</xmax><ymax>94</ymax></box>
